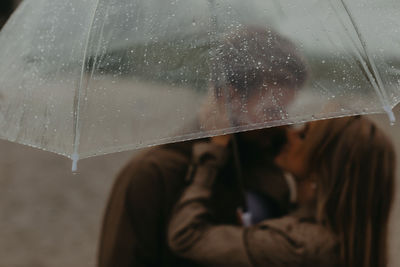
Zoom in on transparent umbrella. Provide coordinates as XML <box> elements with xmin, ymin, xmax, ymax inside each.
<box><xmin>0</xmin><ymin>0</ymin><xmax>399</xmax><ymax>170</ymax></box>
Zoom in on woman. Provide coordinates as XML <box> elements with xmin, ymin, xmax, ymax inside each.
<box><xmin>167</xmin><ymin>116</ymin><xmax>395</xmax><ymax>267</ymax></box>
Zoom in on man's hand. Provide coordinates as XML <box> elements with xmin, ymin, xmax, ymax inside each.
<box><xmin>211</xmin><ymin>134</ymin><xmax>231</xmax><ymax>147</ymax></box>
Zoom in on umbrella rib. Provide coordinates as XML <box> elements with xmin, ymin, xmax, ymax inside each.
<box><xmin>207</xmin><ymin>0</ymin><xmax>248</xmax><ymax>211</ymax></box>
<box><xmin>331</xmin><ymin>0</ymin><xmax>382</xmax><ymax>97</ymax></box>
<box><xmin>338</xmin><ymin>0</ymin><xmax>395</xmax><ymax>122</ymax></box>
<box><xmin>88</xmin><ymin>4</ymin><xmax>111</xmax><ymax>84</ymax></box>
<box><xmin>71</xmin><ymin>0</ymin><xmax>102</xmax><ymax>171</ymax></box>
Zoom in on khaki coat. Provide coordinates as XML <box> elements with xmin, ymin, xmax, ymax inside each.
<box><xmin>168</xmin><ymin>142</ymin><xmax>340</xmax><ymax>267</ymax></box>
<box><xmin>98</xmin><ymin>137</ymin><xmax>290</xmax><ymax>267</ymax></box>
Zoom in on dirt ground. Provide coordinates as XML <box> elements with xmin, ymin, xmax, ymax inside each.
<box><xmin>1</xmin><ymin>105</ymin><xmax>400</xmax><ymax>267</ymax></box>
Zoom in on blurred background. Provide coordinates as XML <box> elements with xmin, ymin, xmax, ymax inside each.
<box><xmin>1</xmin><ymin>1</ymin><xmax>400</xmax><ymax>267</ymax></box>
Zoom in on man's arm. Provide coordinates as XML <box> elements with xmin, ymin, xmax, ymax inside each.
<box><xmin>168</xmin><ymin>186</ymin><xmax>253</xmax><ymax>266</ymax></box>
<box><xmin>168</xmin><ymin>142</ymin><xmax>309</xmax><ymax>267</ymax></box>
<box><xmin>167</xmin><ymin>142</ymin><xmax>253</xmax><ymax>267</ymax></box>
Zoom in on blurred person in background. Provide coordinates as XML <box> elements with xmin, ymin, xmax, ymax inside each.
<box><xmin>98</xmin><ymin>26</ymin><xmax>308</xmax><ymax>267</ymax></box>
<box><xmin>168</xmin><ymin>116</ymin><xmax>395</xmax><ymax>267</ymax></box>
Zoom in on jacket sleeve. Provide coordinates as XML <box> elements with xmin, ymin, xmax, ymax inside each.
<box><xmin>168</xmin><ymin>142</ymin><xmax>253</xmax><ymax>267</ymax></box>
<box><xmin>167</xmin><ymin>143</ymin><xmax>318</xmax><ymax>267</ymax></box>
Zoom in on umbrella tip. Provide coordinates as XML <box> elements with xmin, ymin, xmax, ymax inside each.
<box><xmin>383</xmin><ymin>105</ymin><xmax>396</xmax><ymax>126</ymax></box>
<box><xmin>71</xmin><ymin>153</ymin><xmax>79</xmax><ymax>172</ymax></box>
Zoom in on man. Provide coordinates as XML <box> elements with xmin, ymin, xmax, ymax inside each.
<box><xmin>98</xmin><ymin>26</ymin><xmax>308</xmax><ymax>267</ymax></box>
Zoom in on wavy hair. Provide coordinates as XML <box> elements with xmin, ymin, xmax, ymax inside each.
<box><xmin>304</xmin><ymin>116</ymin><xmax>395</xmax><ymax>267</ymax></box>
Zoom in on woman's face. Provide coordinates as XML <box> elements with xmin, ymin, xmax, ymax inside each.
<box><xmin>274</xmin><ymin>123</ymin><xmax>312</xmax><ymax>180</ymax></box>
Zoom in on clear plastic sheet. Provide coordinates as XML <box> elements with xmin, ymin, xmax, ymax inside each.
<box><xmin>0</xmin><ymin>0</ymin><xmax>399</xmax><ymax>163</ymax></box>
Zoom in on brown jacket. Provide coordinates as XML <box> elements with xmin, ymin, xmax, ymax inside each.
<box><xmin>98</xmin><ymin>138</ymin><xmax>290</xmax><ymax>267</ymax></box>
<box><xmin>168</xmin><ymin>142</ymin><xmax>340</xmax><ymax>267</ymax></box>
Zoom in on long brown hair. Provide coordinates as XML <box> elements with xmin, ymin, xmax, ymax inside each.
<box><xmin>304</xmin><ymin>116</ymin><xmax>396</xmax><ymax>267</ymax></box>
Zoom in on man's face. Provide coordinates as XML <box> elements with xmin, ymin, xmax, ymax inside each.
<box><xmin>236</xmin><ymin>126</ymin><xmax>288</xmax><ymax>158</ymax></box>
<box><xmin>230</xmin><ymin>85</ymin><xmax>296</xmax><ymax>126</ymax></box>
<box><xmin>198</xmin><ymin>83</ymin><xmax>297</xmax><ymax>153</ymax></box>
<box><xmin>230</xmin><ymin>85</ymin><xmax>296</xmax><ymax>156</ymax></box>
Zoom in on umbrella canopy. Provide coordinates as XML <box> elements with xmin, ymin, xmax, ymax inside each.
<box><xmin>0</xmin><ymin>0</ymin><xmax>399</xmax><ymax>169</ymax></box>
